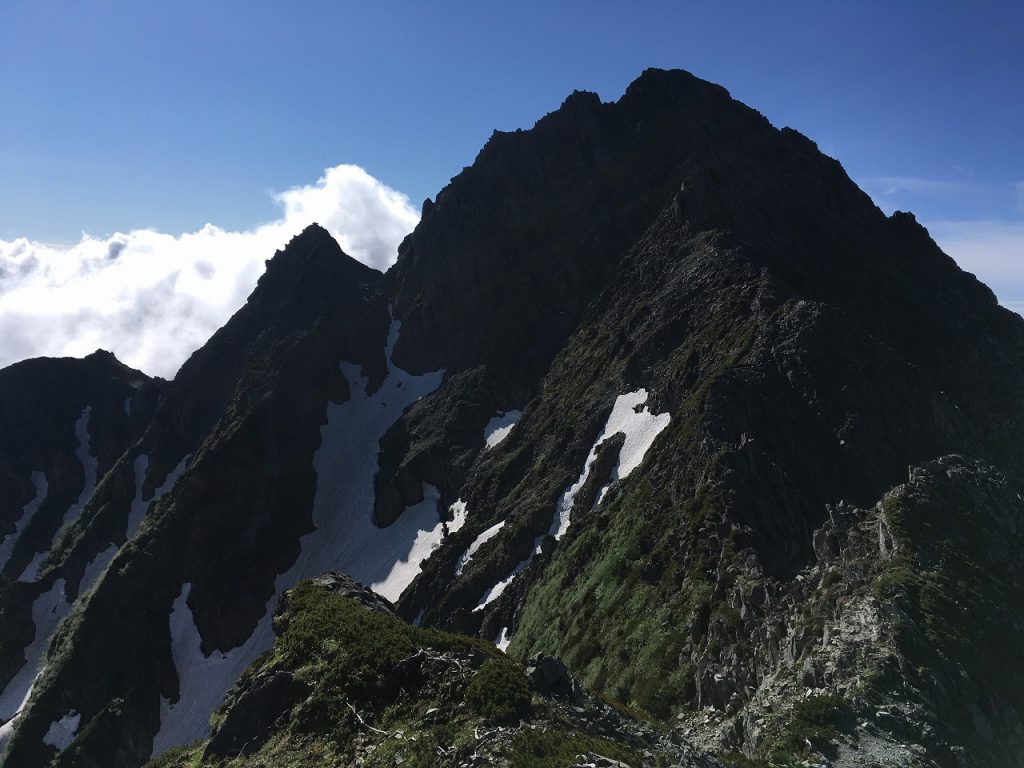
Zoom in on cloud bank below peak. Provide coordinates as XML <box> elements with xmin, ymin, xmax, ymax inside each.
<box><xmin>0</xmin><ymin>165</ymin><xmax>419</xmax><ymax>379</ymax></box>
<box><xmin>858</xmin><ymin>174</ymin><xmax>1024</xmax><ymax>315</ymax></box>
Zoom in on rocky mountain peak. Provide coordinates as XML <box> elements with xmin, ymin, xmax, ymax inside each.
<box><xmin>83</xmin><ymin>348</ymin><xmax>118</xmax><ymax>363</ymax></box>
<box><xmin>4</xmin><ymin>69</ymin><xmax>1024</xmax><ymax>768</ymax></box>
<box><xmin>621</xmin><ymin>66</ymin><xmax>732</xmax><ymax>107</ymax></box>
<box><xmin>386</xmin><ymin>69</ymin><xmax>756</xmax><ymax>383</ymax></box>
<box><xmin>558</xmin><ymin>88</ymin><xmax>602</xmax><ymax>112</ymax></box>
<box><xmin>255</xmin><ymin>222</ymin><xmax>381</xmax><ymax>304</ymax></box>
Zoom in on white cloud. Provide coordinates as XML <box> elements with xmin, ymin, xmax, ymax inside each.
<box><xmin>862</xmin><ymin>175</ymin><xmax>968</xmax><ymax>198</ymax></box>
<box><xmin>883</xmin><ymin>177</ymin><xmax>964</xmax><ymax>196</ymax></box>
<box><xmin>0</xmin><ymin>165</ymin><xmax>419</xmax><ymax>378</ymax></box>
<box><xmin>926</xmin><ymin>219</ymin><xmax>1024</xmax><ymax>310</ymax></box>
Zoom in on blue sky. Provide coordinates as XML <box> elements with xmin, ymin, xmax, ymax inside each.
<box><xmin>2</xmin><ymin>1</ymin><xmax>1021</xmax><ymax>233</ymax></box>
<box><xmin>0</xmin><ymin>1</ymin><xmax>1022</xmax><ymax>373</ymax></box>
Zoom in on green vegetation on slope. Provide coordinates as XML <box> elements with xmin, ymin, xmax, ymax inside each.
<box><xmin>146</xmin><ymin>577</ymin><xmax>689</xmax><ymax>768</ymax></box>
<box><xmin>510</xmin><ymin>278</ymin><xmax>761</xmax><ymax>720</ymax></box>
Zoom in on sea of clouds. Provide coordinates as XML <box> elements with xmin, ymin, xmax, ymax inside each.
<box><xmin>0</xmin><ymin>165</ymin><xmax>419</xmax><ymax>378</ymax></box>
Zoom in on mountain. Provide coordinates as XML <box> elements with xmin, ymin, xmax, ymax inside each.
<box><xmin>2</xmin><ymin>68</ymin><xmax>1023</xmax><ymax>768</ymax></box>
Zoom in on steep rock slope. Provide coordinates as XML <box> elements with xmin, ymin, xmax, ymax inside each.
<box><xmin>0</xmin><ymin>351</ymin><xmax>160</xmax><ymax>755</ymax></box>
<box><xmin>144</xmin><ymin>573</ymin><xmax>721</xmax><ymax>768</ymax></box>
<box><xmin>1</xmin><ymin>68</ymin><xmax>1023</xmax><ymax>768</ymax></box>
<box><xmin>672</xmin><ymin>455</ymin><xmax>1024</xmax><ymax>767</ymax></box>
<box><xmin>0</xmin><ymin>350</ymin><xmax>158</xmax><ymax>582</ymax></box>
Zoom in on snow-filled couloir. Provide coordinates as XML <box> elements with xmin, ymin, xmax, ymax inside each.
<box><xmin>152</xmin><ymin>319</ymin><xmax>449</xmax><ymax>756</ymax></box>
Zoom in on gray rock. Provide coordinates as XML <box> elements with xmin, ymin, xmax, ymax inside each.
<box><xmin>205</xmin><ymin>670</ymin><xmax>309</xmax><ymax>757</ymax></box>
<box><xmin>526</xmin><ymin>653</ymin><xmax>579</xmax><ymax>702</ymax></box>
<box><xmin>570</xmin><ymin>753</ymin><xmax>634</xmax><ymax>768</ymax></box>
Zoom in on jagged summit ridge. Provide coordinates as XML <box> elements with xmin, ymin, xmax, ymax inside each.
<box><xmin>385</xmin><ymin>66</ymin><xmax>893</xmax><ymax>383</ymax></box>
<box><xmin>263</xmin><ymin>222</ymin><xmax>380</xmax><ymax>283</ymax></box>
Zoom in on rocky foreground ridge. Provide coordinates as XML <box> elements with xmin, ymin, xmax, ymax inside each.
<box><xmin>146</xmin><ymin>573</ymin><xmax>721</xmax><ymax>768</ymax></box>
<box><xmin>2</xmin><ymin>68</ymin><xmax>1023</xmax><ymax>767</ymax></box>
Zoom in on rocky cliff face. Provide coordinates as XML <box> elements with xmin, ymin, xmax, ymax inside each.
<box><xmin>1</xmin><ymin>69</ymin><xmax>1023</xmax><ymax>768</ymax></box>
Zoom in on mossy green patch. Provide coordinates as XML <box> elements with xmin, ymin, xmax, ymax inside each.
<box><xmin>501</xmin><ymin>278</ymin><xmax>766</xmax><ymax>720</ymax></box>
<box><xmin>510</xmin><ymin>395</ymin><xmax>731</xmax><ymax>719</ymax></box>
<box><xmin>465</xmin><ymin>658</ymin><xmax>533</xmax><ymax>723</ymax></box>
<box><xmin>145</xmin><ymin>743</ymin><xmax>204</xmax><ymax>768</ymax></box>
<box><xmin>504</xmin><ymin>728</ymin><xmax>640</xmax><ymax>768</ymax></box>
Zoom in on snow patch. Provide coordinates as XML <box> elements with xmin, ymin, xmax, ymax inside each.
<box><xmin>79</xmin><ymin>545</ymin><xmax>117</xmax><ymax>597</ymax></box>
<box><xmin>151</xmin><ymin>317</ymin><xmax>444</xmax><ymax>756</ymax></box>
<box><xmin>0</xmin><ymin>718</ymin><xmax>15</xmax><ymax>754</ymax></box>
<box><xmin>0</xmin><ymin>579</ymin><xmax>71</xmax><ymax>752</ymax></box>
<box><xmin>67</xmin><ymin>406</ymin><xmax>99</xmax><ymax>528</ymax></box>
<box><xmin>552</xmin><ymin>388</ymin><xmax>669</xmax><ymax>540</ymax></box>
<box><xmin>125</xmin><ymin>454</ymin><xmax>189</xmax><ymax>540</ymax></box>
<box><xmin>42</xmin><ymin>710</ymin><xmax>81</xmax><ymax>751</ymax></box>
<box><xmin>282</xmin><ymin>318</ymin><xmax>445</xmax><ymax>595</ymax></box>
<box><xmin>123</xmin><ymin>395</ymin><xmax>133</xmax><ymax>416</ymax></box>
<box><xmin>16</xmin><ymin>551</ymin><xmax>47</xmax><ymax>585</ymax></box>
<box><xmin>484</xmin><ymin>410</ymin><xmax>522</xmax><ymax>449</ymax></box>
<box><xmin>455</xmin><ymin>519</ymin><xmax>507</xmax><ymax>576</ymax></box>
<box><xmin>152</xmin><ymin>583</ymin><xmax>274</xmax><ymax>756</ymax></box>
<box><xmin>495</xmin><ymin>627</ymin><xmax>512</xmax><ymax>651</ymax></box>
<box><xmin>19</xmin><ymin>407</ymin><xmax>98</xmax><ymax>582</ymax></box>
<box><xmin>447</xmin><ymin>499</ymin><xmax>468</xmax><ymax>534</ymax></box>
<box><xmin>124</xmin><ymin>455</ymin><xmax>150</xmax><ymax>540</ymax></box>
<box><xmin>473</xmin><ymin>538</ymin><xmax>543</xmax><ymax>612</ymax></box>
<box><xmin>604</xmin><ymin>389</ymin><xmax>672</xmax><ymax>481</ymax></box>
<box><xmin>0</xmin><ymin>471</ymin><xmax>47</xmax><ymax>573</ymax></box>
<box><xmin>370</xmin><ymin>484</ymin><xmax>446</xmax><ymax>601</ymax></box>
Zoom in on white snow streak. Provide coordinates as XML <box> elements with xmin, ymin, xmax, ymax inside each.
<box><xmin>0</xmin><ymin>471</ymin><xmax>47</xmax><ymax>573</ymax></box>
<box><xmin>455</xmin><ymin>519</ymin><xmax>507</xmax><ymax>576</ymax></box>
<box><xmin>551</xmin><ymin>388</ymin><xmax>669</xmax><ymax>540</ymax></box>
<box><xmin>16</xmin><ymin>552</ymin><xmax>47</xmax><ymax>585</ymax></box>
<box><xmin>79</xmin><ymin>545</ymin><xmax>117</xmax><ymax>598</ymax></box>
<box><xmin>603</xmin><ymin>389</ymin><xmax>672</xmax><ymax>481</ymax></box>
<box><xmin>42</xmin><ymin>710</ymin><xmax>81</xmax><ymax>751</ymax></box>
<box><xmin>19</xmin><ymin>407</ymin><xmax>98</xmax><ymax>582</ymax></box>
<box><xmin>484</xmin><ymin>410</ymin><xmax>522</xmax><ymax>449</ymax></box>
<box><xmin>125</xmin><ymin>454</ymin><xmax>190</xmax><ymax>540</ymax></box>
<box><xmin>151</xmin><ymin>318</ymin><xmax>444</xmax><ymax>756</ymax></box>
<box><xmin>67</xmin><ymin>407</ymin><xmax>99</xmax><ymax>528</ymax></box>
<box><xmin>472</xmin><ymin>541</ymin><xmax>542</xmax><ymax>613</ymax></box>
<box><xmin>0</xmin><ymin>579</ymin><xmax>71</xmax><ymax>753</ymax></box>
<box><xmin>152</xmin><ymin>583</ymin><xmax>272</xmax><ymax>757</ymax></box>
<box><xmin>370</xmin><ymin>484</ymin><xmax>446</xmax><ymax>601</ymax></box>
<box><xmin>471</xmin><ymin>389</ymin><xmax>670</xmax><ymax>615</ymax></box>
<box><xmin>2</xmin><ymin>431</ymin><xmax>191</xmax><ymax>755</ymax></box>
<box><xmin>0</xmin><ymin>448</ymin><xmax>190</xmax><ymax>754</ymax></box>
